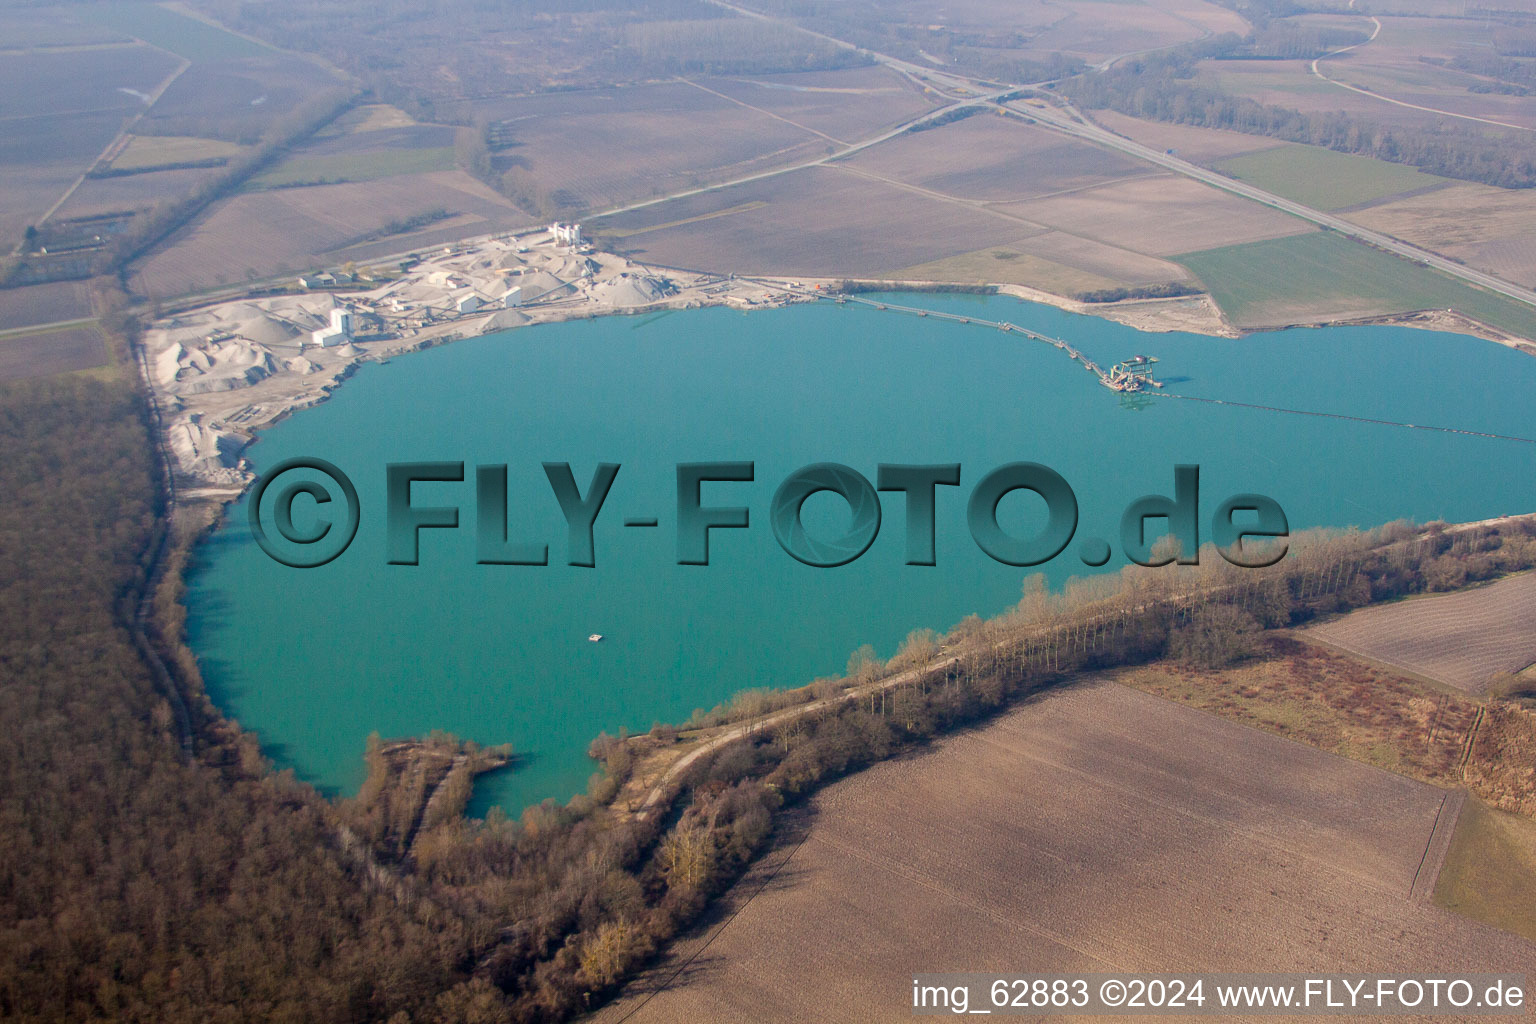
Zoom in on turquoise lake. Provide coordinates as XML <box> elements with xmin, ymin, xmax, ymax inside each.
<box><xmin>184</xmin><ymin>294</ymin><xmax>1536</xmax><ymax>814</ymax></box>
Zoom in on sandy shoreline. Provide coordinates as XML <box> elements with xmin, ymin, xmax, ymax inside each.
<box><xmin>797</xmin><ymin>276</ymin><xmax>1536</xmax><ymax>353</ymax></box>
<box><xmin>144</xmin><ymin>228</ymin><xmax>816</xmax><ymax>502</ymax></box>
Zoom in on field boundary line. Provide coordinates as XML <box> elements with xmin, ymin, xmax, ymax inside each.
<box><xmin>0</xmin><ymin>316</ymin><xmax>99</xmax><ymax>340</ymax></box>
<box><xmin>678</xmin><ymin>77</ymin><xmax>848</xmax><ymax>146</ymax></box>
<box><xmin>1409</xmin><ymin>788</ymin><xmax>1467</xmax><ymax>901</ymax></box>
<box><xmin>1459</xmin><ymin>706</ymin><xmax>1485</xmax><ymax>778</ymax></box>
<box><xmin>826</xmin><ymin>162</ymin><xmax>1058</xmax><ymax>231</ymax></box>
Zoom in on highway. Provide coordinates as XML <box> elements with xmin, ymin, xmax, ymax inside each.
<box><xmin>1008</xmin><ymin>100</ymin><xmax>1536</xmax><ymax>310</ymax></box>
<box><xmin>706</xmin><ymin>0</ymin><xmax>1536</xmax><ymax>313</ymax></box>
<box><xmin>150</xmin><ymin>0</ymin><xmax>1536</xmax><ymax>321</ymax></box>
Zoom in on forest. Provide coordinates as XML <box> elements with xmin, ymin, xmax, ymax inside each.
<box><xmin>0</xmin><ymin>373</ymin><xmax>479</xmax><ymax>1021</ymax></box>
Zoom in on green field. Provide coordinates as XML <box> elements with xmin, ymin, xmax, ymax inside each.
<box><xmin>247</xmin><ymin>147</ymin><xmax>457</xmax><ymax>189</ymax></box>
<box><xmin>895</xmin><ymin>245</ymin><xmax>1122</xmax><ymax>294</ymax></box>
<box><xmin>1215</xmin><ymin>143</ymin><xmax>1447</xmax><ymax>211</ymax></box>
<box><xmin>113</xmin><ymin>134</ymin><xmax>243</xmax><ymax>171</ymax></box>
<box><xmin>1204</xmin><ymin>67</ymin><xmax>1339</xmax><ymax>99</ymax></box>
<box><xmin>1178</xmin><ymin>231</ymin><xmax>1536</xmax><ymax>341</ymax></box>
<box><xmin>82</xmin><ymin>2</ymin><xmax>268</xmax><ymax>61</ymax></box>
<box><xmin>1434</xmin><ymin>797</ymin><xmax>1536</xmax><ymax>943</ymax></box>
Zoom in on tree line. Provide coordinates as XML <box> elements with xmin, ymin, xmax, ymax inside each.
<box><xmin>1429</xmin><ymin>53</ymin><xmax>1536</xmax><ymax>96</ymax></box>
<box><xmin>0</xmin><ymin>375</ymin><xmax>482</xmax><ymax>1022</ymax></box>
<box><xmin>1074</xmin><ymin>282</ymin><xmax>1200</xmax><ymax>303</ymax></box>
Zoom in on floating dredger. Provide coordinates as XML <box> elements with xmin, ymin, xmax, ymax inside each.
<box><xmin>1101</xmin><ymin>354</ymin><xmax>1164</xmax><ymax>392</ymax></box>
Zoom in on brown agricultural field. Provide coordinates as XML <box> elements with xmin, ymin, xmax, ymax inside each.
<box><xmin>137</xmin><ymin>56</ymin><xmax>341</xmax><ymax>142</ymax></box>
<box><xmin>0</xmin><ymin>8</ymin><xmax>130</xmax><ymax>47</ymax></box>
<box><xmin>593</xmin><ymin>680</ymin><xmax>1528</xmax><ymax>1023</ymax></box>
<box><xmin>841</xmin><ymin>114</ymin><xmax>1155</xmax><ymax>203</ymax></box>
<box><xmin>0</xmin><ymin>44</ymin><xmax>181</xmax><ymax>244</ymax></box>
<box><xmin>1026</xmin><ymin>1</ymin><xmax>1217</xmax><ymax>62</ymax></box>
<box><xmin>131</xmin><ymin>170</ymin><xmax>531</xmax><ymax>294</ymax></box>
<box><xmin>1140</xmin><ymin>0</ymin><xmax>1252</xmax><ymax>38</ymax></box>
<box><xmin>466</xmin><ymin>81</ymin><xmax>834</xmax><ymax>215</ymax></box>
<box><xmin>329</xmin><ymin>211</ymin><xmax>515</xmax><ymax>267</ymax></box>
<box><xmin>841</xmin><ymin>0</ymin><xmax>1060</xmax><ymax>41</ymax></box>
<box><xmin>1366</xmin><ymin>0</ymin><xmax>1490</xmax><ymax>13</ymax></box>
<box><xmin>0</xmin><ymin>281</ymin><xmax>93</xmax><ymax>332</ymax></box>
<box><xmin>0</xmin><ymin>325</ymin><xmax>108</xmax><ymax>381</ymax></box>
<box><xmin>0</xmin><ymin>111</ymin><xmax>135</xmax><ymax>248</ymax></box>
<box><xmin>1317</xmin><ymin>16</ymin><xmax>1536</xmax><ymax>130</ymax></box>
<box><xmin>54</xmin><ymin>166</ymin><xmax>217</xmax><ymax>221</ymax></box>
<box><xmin>1330</xmin><ymin>54</ymin><xmax>1536</xmax><ymax>133</ymax></box>
<box><xmin>595</xmin><ymin>149</ymin><xmax>1196</xmax><ymax>288</ymax></box>
<box><xmin>1117</xmin><ymin>632</ymin><xmax>1536</xmax><ymax>853</ymax></box>
<box><xmin>1200</xmin><ymin>35</ymin><xmax>1536</xmax><ymax>137</ymax></box>
<box><xmin>1345</xmin><ymin>183</ymin><xmax>1536</xmax><ymax>289</ymax></box>
<box><xmin>1000</xmin><ymin>174</ymin><xmax>1315</xmax><ymax>257</ymax></box>
<box><xmin>1302</xmin><ymin>572</ymin><xmax>1536</xmax><ymax>693</ymax></box>
<box><xmin>592</xmin><ymin>166</ymin><xmax>1028</xmax><ymax>277</ymax></box>
<box><xmin>993</xmin><ymin>228</ymin><xmax>1194</xmax><ymax>286</ymax></box>
<box><xmin>692</xmin><ymin>66</ymin><xmax>938</xmax><ymax>144</ymax></box>
<box><xmin>1091</xmin><ymin>110</ymin><xmax>1288</xmax><ymax>163</ymax></box>
<box><xmin>0</xmin><ymin>44</ymin><xmax>178</xmax><ymax>121</ymax></box>
<box><xmin>1196</xmin><ymin>61</ymin><xmax>1448</xmax><ymax>133</ymax></box>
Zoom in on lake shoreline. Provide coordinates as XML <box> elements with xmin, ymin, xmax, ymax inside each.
<box><xmin>165</xmin><ymin>288</ymin><xmax>1536</xmax><ymax>813</ymax></box>
<box><xmin>151</xmin><ymin>291</ymin><xmax>1532</xmax><ymax>512</ymax></box>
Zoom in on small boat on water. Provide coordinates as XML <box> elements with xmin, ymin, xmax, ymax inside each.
<box><xmin>588</xmin><ymin>633</ymin><xmax>604</xmax><ymax>643</ymax></box>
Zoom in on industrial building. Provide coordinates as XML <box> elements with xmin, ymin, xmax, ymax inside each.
<box><xmin>548</xmin><ymin>222</ymin><xmax>583</xmax><ymax>247</ymax></box>
<box><xmin>309</xmin><ymin>306</ymin><xmax>353</xmax><ymax>348</ymax></box>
